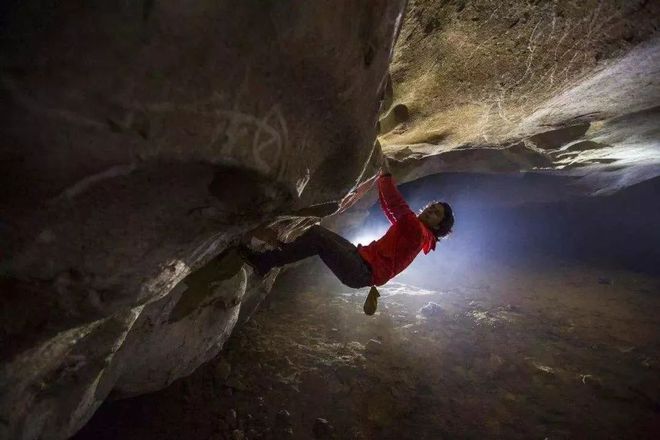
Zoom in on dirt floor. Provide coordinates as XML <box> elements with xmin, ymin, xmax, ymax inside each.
<box><xmin>76</xmin><ymin>258</ymin><xmax>660</xmax><ymax>439</ymax></box>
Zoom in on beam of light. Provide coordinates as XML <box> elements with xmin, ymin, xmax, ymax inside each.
<box><xmin>348</xmin><ymin>224</ymin><xmax>388</xmax><ymax>247</ymax></box>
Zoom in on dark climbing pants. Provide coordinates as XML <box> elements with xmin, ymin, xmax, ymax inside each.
<box><xmin>255</xmin><ymin>225</ymin><xmax>373</xmax><ymax>288</ymax></box>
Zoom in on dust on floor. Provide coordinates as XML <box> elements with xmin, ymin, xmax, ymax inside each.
<box><xmin>76</xmin><ymin>260</ymin><xmax>660</xmax><ymax>439</ymax></box>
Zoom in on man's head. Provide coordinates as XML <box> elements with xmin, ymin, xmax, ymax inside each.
<box><xmin>418</xmin><ymin>202</ymin><xmax>454</xmax><ymax>240</ymax></box>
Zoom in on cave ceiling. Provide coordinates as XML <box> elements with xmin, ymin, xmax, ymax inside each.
<box><xmin>380</xmin><ymin>0</ymin><xmax>660</xmax><ymax>192</ymax></box>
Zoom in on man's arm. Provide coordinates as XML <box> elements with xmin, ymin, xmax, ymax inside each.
<box><xmin>338</xmin><ymin>171</ymin><xmax>380</xmax><ymax>213</ymax></box>
<box><xmin>378</xmin><ymin>161</ymin><xmax>413</xmax><ymax>223</ymax></box>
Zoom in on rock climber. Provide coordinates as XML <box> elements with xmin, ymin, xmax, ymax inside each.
<box><xmin>242</xmin><ymin>159</ymin><xmax>454</xmax><ymax>314</ymax></box>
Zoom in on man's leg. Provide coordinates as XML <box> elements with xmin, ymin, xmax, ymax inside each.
<box><xmin>250</xmin><ymin>225</ymin><xmax>372</xmax><ymax>288</ymax></box>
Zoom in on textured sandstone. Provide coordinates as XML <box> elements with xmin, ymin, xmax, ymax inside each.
<box><xmin>1</xmin><ymin>1</ymin><xmax>659</xmax><ymax>438</ymax></box>
<box><xmin>0</xmin><ymin>1</ymin><xmax>405</xmax><ymax>438</ymax></box>
<box><xmin>381</xmin><ymin>0</ymin><xmax>660</xmax><ymax>190</ymax></box>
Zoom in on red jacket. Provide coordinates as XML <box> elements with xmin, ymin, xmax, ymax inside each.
<box><xmin>358</xmin><ymin>174</ymin><xmax>436</xmax><ymax>286</ymax></box>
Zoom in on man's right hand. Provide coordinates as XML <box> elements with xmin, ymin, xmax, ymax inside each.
<box><xmin>380</xmin><ymin>157</ymin><xmax>391</xmax><ymax>176</ymax></box>
<box><xmin>339</xmin><ymin>173</ymin><xmax>379</xmax><ymax>212</ymax></box>
<box><xmin>375</xmin><ymin>141</ymin><xmax>391</xmax><ymax>175</ymax></box>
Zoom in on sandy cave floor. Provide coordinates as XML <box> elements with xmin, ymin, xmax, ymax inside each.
<box><xmin>76</xmin><ymin>259</ymin><xmax>660</xmax><ymax>439</ymax></box>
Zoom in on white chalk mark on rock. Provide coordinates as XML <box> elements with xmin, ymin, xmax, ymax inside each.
<box><xmin>50</xmin><ymin>163</ymin><xmax>138</xmax><ymax>204</ymax></box>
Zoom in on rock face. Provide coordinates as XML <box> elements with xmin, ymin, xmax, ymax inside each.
<box><xmin>1</xmin><ymin>1</ymin><xmax>658</xmax><ymax>438</ymax></box>
<box><xmin>0</xmin><ymin>1</ymin><xmax>406</xmax><ymax>438</ymax></box>
<box><xmin>381</xmin><ymin>0</ymin><xmax>660</xmax><ymax>191</ymax></box>
<box><xmin>329</xmin><ymin>1</ymin><xmax>660</xmax><ymax>237</ymax></box>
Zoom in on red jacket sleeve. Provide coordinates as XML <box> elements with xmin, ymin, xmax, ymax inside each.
<box><xmin>378</xmin><ymin>174</ymin><xmax>414</xmax><ymax>224</ymax></box>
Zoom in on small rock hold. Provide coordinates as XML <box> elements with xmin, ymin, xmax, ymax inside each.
<box><xmin>312</xmin><ymin>418</ymin><xmax>334</xmax><ymax>439</ymax></box>
<box><xmin>231</xmin><ymin>429</ymin><xmax>245</xmax><ymax>440</ymax></box>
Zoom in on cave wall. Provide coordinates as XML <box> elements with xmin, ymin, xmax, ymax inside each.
<box><xmin>328</xmin><ymin>0</ymin><xmax>659</xmax><ymax>252</ymax></box>
<box><xmin>1</xmin><ymin>1</ymin><xmax>658</xmax><ymax>438</ymax></box>
<box><xmin>379</xmin><ymin>0</ymin><xmax>660</xmax><ymax>190</ymax></box>
<box><xmin>0</xmin><ymin>1</ymin><xmax>406</xmax><ymax>438</ymax></box>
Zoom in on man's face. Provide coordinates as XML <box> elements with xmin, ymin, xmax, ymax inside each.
<box><xmin>419</xmin><ymin>203</ymin><xmax>445</xmax><ymax>229</ymax></box>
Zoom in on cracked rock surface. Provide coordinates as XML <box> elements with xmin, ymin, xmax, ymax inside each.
<box><xmin>381</xmin><ymin>0</ymin><xmax>660</xmax><ymax>192</ymax></box>
<box><xmin>0</xmin><ymin>1</ymin><xmax>405</xmax><ymax>438</ymax></box>
<box><xmin>1</xmin><ymin>1</ymin><xmax>659</xmax><ymax>438</ymax></box>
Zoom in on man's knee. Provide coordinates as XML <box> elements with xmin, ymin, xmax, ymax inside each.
<box><xmin>301</xmin><ymin>224</ymin><xmax>325</xmax><ymax>242</ymax></box>
<box><xmin>306</xmin><ymin>224</ymin><xmax>324</xmax><ymax>234</ymax></box>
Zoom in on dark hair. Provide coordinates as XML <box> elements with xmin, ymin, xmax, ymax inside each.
<box><xmin>423</xmin><ymin>202</ymin><xmax>454</xmax><ymax>240</ymax></box>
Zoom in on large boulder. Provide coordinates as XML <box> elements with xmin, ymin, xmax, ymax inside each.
<box><xmin>0</xmin><ymin>1</ymin><xmax>406</xmax><ymax>438</ymax></box>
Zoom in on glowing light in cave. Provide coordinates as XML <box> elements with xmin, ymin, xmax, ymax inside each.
<box><xmin>348</xmin><ymin>225</ymin><xmax>388</xmax><ymax>247</ymax></box>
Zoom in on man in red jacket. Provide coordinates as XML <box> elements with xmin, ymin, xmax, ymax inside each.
<box><xmin>244</xmin><ymin>167</ymin><xmax>454</xmax><ymax>310</ymax></box>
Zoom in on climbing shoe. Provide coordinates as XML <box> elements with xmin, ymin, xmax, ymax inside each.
<box><xmin>363</xmin><ymin>286</ymin><xmax>380</xmax><ymax>316</ymax></box>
